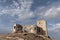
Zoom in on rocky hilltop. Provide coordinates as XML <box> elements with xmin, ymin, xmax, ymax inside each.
<box><xmin>0</xmin><ymin>20</ymin><xmax>53</xmax><ymax>40</ymax></box>
<box><xmin>0</xmin><ymin>33</ymin><xmax>52</xmax><ymax>40</ymax></box>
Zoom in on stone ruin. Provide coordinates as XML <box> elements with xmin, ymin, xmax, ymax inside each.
<box><xmin>13</xmin><ymin>20</ymin><xmax>48</xmax><ymax>37</ymax></box>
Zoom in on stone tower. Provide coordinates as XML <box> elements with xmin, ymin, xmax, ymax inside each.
<box><xmin>37</xmin><ymin>20</ymin><xmax>48</xmax><ymax>37</ymax></box>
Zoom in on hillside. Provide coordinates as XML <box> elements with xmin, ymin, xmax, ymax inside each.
<box><xmin>0</xmin><ymin>33</ymin><xmax>52</xmax><ymax>40</ymax></box>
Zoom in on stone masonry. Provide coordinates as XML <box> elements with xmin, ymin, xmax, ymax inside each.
<box><xmin>13</xmin><ymin>20</ymin><xmax>48</xmax><ymax>37</ymax></box>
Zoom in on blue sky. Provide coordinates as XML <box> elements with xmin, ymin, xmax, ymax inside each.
<box><xmin>0</xmin><ymin>0</ymin><xmax>60</xmax><ymax>40</ymax></box>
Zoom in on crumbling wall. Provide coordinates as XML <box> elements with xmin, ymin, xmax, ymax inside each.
<box><xmin>13</xmin><ymin>20</ymin><xmax>48</xmax><ymax>37</ymax></box>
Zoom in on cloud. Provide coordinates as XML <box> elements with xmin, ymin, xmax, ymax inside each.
<box><xmin>44</xmin><ymin>7</ymin><xmax>60</xmax><ymax>19</ymax></box>
<box><xmin>34</xmin><ymin>2</ymin><xmax>60</xmax><ymax>20</ymax></box>
<box><xmin>48</xmin><ymin>23</ymin><xmax>60</xmax><ymax>31</ymax></box>
<box><xmin>0</xmin><ymin>0</ymin><xmax>34</xmax><ymax>21</ymax></box>
<box><xmin>0</xmin><ymin>0</ymin><xmax>60</xmax><ymax>21</ymax></box>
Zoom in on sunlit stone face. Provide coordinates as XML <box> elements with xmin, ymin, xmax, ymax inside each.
<box><xmin>31</xmin><ymin>29</ymin><xmax>33</xmax><ymax>32</ymax></box>
<box><xmin>13</xmin><ymin>24</ymin><xmax>17</xmax><ymax>33</ymax></box>
<box><xmin>13</xmin><ymin>28</ymin><xmax>16</xmax><ymax>33</ymax></box>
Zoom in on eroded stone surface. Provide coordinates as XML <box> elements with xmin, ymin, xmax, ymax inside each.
<box><xmin>0</xmin><ymin>33</ymin><xmax>52</xmax><ymax>40</ymax></box>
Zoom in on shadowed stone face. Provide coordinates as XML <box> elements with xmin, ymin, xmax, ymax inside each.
<box><xmin>13</xmin><ymin>24</ymin><xmax>23</xmax><ymax>33</ymax></box>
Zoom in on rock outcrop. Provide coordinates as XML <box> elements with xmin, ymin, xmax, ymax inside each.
<box><xmin>0</xmin><ymin>33</ymin><xmax>52</xmax><ymax>40</ymax></box>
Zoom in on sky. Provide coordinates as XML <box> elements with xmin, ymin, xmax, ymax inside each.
<box><xmin>0</xmin><ymin>0</ymin><xmax>60</xmax><ymax>40</ymax></box>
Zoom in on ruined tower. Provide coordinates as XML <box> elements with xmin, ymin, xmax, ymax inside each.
<box><xmin>37</xmin><ymin>20</ymin><xmax>48</xmax><ymax>37</ymax></box>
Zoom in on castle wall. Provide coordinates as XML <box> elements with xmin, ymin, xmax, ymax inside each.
<box><xmin>23</xmin><ymin>25</ymin><xmax>37</xmax><ymax>34</ymax></box>
<box><xmin>13</xmin><ymin>20</ymin><xmax>48</xmax><ymax>37</ymax></box>
<box><xmin>23</xmin><ymin>25</ymin><xmax>31</xmax><ymax>33</ymax></box>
